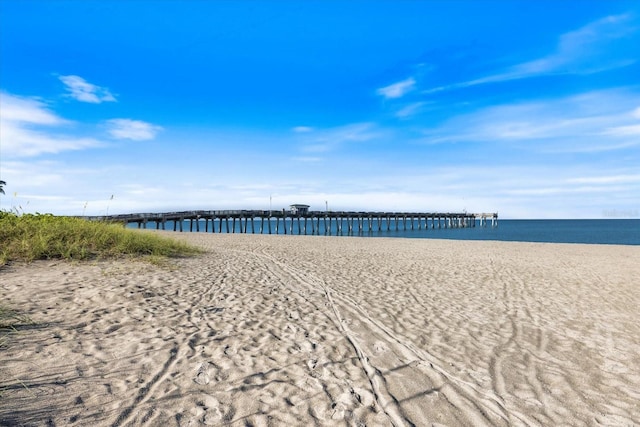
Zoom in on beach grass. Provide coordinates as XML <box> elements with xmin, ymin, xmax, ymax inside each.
<box><xmin>0</xmin><ymin>212</ymin><xmax>202</xmax><ymax>266</ymax></box>
<box><xmin>0</xmin><ymin>306</ymin><xmax>34</xmax><ymax>398</ymax></box>
<box><xmin>0</xmin><ymin>306</ymin><xmax>32</xmax><ymax>377</ymax></box>
<box><xmin>0</xmin><ymin>305</ymin><xmax>30</xmax><ymax>327</ymax></box>
<box><xmin>0</xmin><ymin>212</ymin><xmax>201</xmax><ymax>357</ymax></box>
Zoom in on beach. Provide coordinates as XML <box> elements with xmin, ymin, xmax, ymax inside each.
<box><xmin>1</xmin><ymin>233</ymin><xmax>639</xmax><ymax>426</ymax></box>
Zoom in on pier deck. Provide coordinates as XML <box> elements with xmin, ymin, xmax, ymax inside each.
<box><xmin>86</xmin><ymin>210</ymin><xmax>498</xmax><ymax>235</ymax></box>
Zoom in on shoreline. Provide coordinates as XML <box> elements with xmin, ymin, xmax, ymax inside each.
<box><xmin>2</xmin><ymin>233</ymin><xmax>639</xmax><ymax>425</ymax></box>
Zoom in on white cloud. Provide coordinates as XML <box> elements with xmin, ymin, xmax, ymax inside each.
<box><xmin>299</xmin><ymin>122</ymin><xmax>382</xmax><ymax>153</ymax></box>
<box><xmin>508</xmin><ymin>13</ymin><xmax>636</xmax><ymax>76</ymax></box>
<box><xmin>59</xmin><ymin>75</ymin><xmax>116</xmax><ymax>103</ymax></box>
<box><xmin>291</xmin><ymin>156</ymin><xmax>323</xmax><ymax>163</ymax></box>
<box><xmin>601</xmin><ymin>124</ymin><xmax>640</xmax><ymax>137</ymax></box>
<box><xmin>503</xmin><ymin>185</ymin><xmax>624</xmax><ymax>196</ymax></box>
<box><xmin>377</xmin><ymin>77</ymin><xmax>416</xmax><ymax>99</ymax></box>
<box><xmin>3</xmin><ymin>152</ymin><xmax>637</xmax><ymax>218</ymax></box>
<box><xmin>567</xmin><ymin>174</ymin><xmax>640</xmax><ymax>184</ymax></box>
<box><xmin>424</xmin><ymin>13</ymin><xmax>638</xmax><ymax>94</ymax></box>
<box><xmin>105</xmin><ymin>119</ymin><xmax>163</xmax><ymax>140</ymax></box>
<box><xmin>395</xmin><ymin>102</ymin><xmax>426</xmax><ymax>118</ymax></box>
<box><xmin>419</xmin><ymin>89</ymin><xmax>640</xmax><ymax>152</ymax></box>
<box><xmin>0</xmin><ymin>159</ymin><xmax>93</xmax><ymax>213</ymax></box>
<box><xmin>0</xmin><ymin>93</ymin><xmax>67</xmax><ymax>125</ymax></box>
<box><xmin>0</xmin><ymin>92</ymin><xmax>102</xmax><ymax>157</ymax></box>
<box><xmin>292</xmin><ymin>126</ymin><xmax>313</xmax><ymax>133</ymax></box>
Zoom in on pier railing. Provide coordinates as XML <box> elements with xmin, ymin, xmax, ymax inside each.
<box><xmin>84</xmin><ymin>210</ymin><xmax>498</xmax><ymax>235</ymax></box>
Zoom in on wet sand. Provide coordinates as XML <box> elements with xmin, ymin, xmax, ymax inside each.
<box><xmin>1</xmin><ymin>233</ymin><xmax>639</xmax><ymax>426</ymax></box>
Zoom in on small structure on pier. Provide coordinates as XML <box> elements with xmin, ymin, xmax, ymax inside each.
<box><xmin>289</xmin><ymin>204</ymin><xmax>310</xmax><ymax>215</ymax></box>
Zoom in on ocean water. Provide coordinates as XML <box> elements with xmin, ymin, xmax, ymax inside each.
<box><xmin>397</xmin><ymin>219</ymin><xmax>640</xmax><ymax>245</ymax></box>
<box><xmin>129</xmin><ymin>218</ymin><xmax>640</xmax><ymax>245</ymax></box>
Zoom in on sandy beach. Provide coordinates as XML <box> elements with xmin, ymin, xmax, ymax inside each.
<box><xmin>1</xmin><ymin>232</ymin><xmax>639</xmax><ymax>426</ymax></box>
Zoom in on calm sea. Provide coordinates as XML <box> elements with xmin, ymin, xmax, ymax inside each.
<box><xmin>130</xmin><ymin>218</ymin><xmax>640</xmax><ymax>245</ymax></box>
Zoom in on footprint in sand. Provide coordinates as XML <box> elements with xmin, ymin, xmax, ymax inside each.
<box><xmin>199</xmin><ymin>396</ymin><xmax>224</xmax><ymax>426</ymax></box>
<box><xmin>307</xmin><ymin>358</ymin><xmax>318</xmax><ymax>370</ymax></box>
<box><xmin>185</xmin><ymin>396</ymin><xmax>225</xmax><ymax>426</ymax></box>
<box><xmin>328</xmin><ymin>390</ymin><xmax>361</xmax><ymax>421</ymax></box>
<box><xmin>307</xmin><ymin>358</ymin><xmax>326</xmax><ymax>379</ymax></box>
<box><xmin>202</xmin><ymin>406</ymin><xmax>223</xmax><ymax>426</ymax></box>
<box><xmin>223</xmin><ymin>345</ymin><xmax>236</xmax><ymax>356</ymax></box>
<box><xmin>331</xmin><ymin>402</ymin><xmax>346</xmax><ymax>420</ymax></box>
<box><xmin>194</xmin><ymin>362</ymin><xmax>211</xmax><ymax>385</ymax></box>
<box><xmin>373</xmin><ymin>341</ymin><xmax>387</xmax><ymax>353</ymax></box>
<box><xmin>285</xmin><ymin>323</ymin><xmax>296</xmax><ymax>331</ymax></box>
<box><xmin>288</xmin><ymin>310</ymin><xmax>300</xmax><ymax>320</ymax></box>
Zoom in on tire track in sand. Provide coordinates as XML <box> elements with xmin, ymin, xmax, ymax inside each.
<box><xmin>241</xmin><ymin>249</ymin><xmax>409</xmax><ymax>426</ymax></box>
<box><xmin>110</xmin><ymin>255</ymin><xmax>234</xmax><ymax>426</ymax></box>
<box><xmin>238</xmin><ymin>248</ymin><xmax>540</xmax><ymax>427</ymax></box>
<box><xmin>110</xmin><ymin>344</ymin><xmax>179</xmax><ymax>427</ymax></box>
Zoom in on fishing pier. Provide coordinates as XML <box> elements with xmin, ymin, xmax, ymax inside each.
<box><xmin>90</xmin><ymin>210</ymin><xmax>498</xmax><ymax>236</ymax></box>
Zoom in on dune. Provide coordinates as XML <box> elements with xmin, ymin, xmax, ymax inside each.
<box><xmin>1</xmin><ymin>233</ymin><xmax>639</xmax><ymax>426</ymax></box>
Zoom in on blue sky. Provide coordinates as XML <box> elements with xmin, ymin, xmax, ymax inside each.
<box><xmin>1</xmin><ymin>1</ymin><xmax>639</xmax><ymax>218</ymax></box>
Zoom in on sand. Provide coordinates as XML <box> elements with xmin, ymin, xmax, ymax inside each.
<box><xmin>1</xmin><ymin>233</ymin><xmax>639</xmax><ymax>427</ymax></box>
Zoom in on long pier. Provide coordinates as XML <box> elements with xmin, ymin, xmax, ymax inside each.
<box><xmin>87</xmin><ymin>210</ymin><xmax>498</xmax><ymax>235</ymax></box>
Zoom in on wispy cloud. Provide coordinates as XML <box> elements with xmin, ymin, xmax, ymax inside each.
<box><xmin>0</xmin><ymin>93</ymin><xmax>67</xmax><ymax>125</ymax></box>
<box><xmin>298</xmin><ymin>122</ymin><xmax>382</xmax><ymax>153</ymax></box>
<box><xmin>512</xmin><ymin>13</ymin><xmax>637</xmax><ymax>75</ymax></box>
<box><xmin>0</xmin><ymin>92</ymin><xmax>101</xmax><ymax>157</ymax></box>
<box><xmin>601</xmin><ymin>124</ymin><xmax>640</xmax><ymax>137</ymax></box>
<box><xmin>1</xmin><ymin>160</ymin><xmax>67</xmax><ymax>188</ymax></box>
<box><xmin>291</xmin><ymin>156</ymin><xmax>323</xmax><ymax>163</ymax></box>
<box><xmin>377</xmin><ymin>77</ymin><xmax>416</xmax><ymax>99</ymax></box>
<box><xmin>567</xmin><ymin>174</ymin><xmax>640</xmax><ymax>184</ymax></box>
<box><xmin>59</xmin><ymin>75</ymin><xmax>116</xmax><ymax>103</ymax></box>
<box><xmin>424</xmin><ymin>13</ymin><xmax>638</xmax><ymax>94</ymax></box>
<box><xmin>292</xmin><ymin>126</ymin><xmax>313</xmax><ymax>133</ymax></box>
<box><xmin>0</xmin><ymin>159</ymin><xmax>130</xmax><ymax>214</ymax></box>
<box><xmin>419</xmin><ymin>89</ymin><xmax>640</xmax><ymax>152</ymax></box>
<box><xmin>395</xmin><ymin>102</ymin><xmax>427</xmax><ymax>118</ymax></box>
<box><xmin>105</xmin><ymin>119</ymin><xmax>163</xmax><ymax>140</ymax></box>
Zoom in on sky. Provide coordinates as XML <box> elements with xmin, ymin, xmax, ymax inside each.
<box><xmin>1</xmin><ymin>0</ymin><xmax>639</xmax><ymax>219</ymax></box>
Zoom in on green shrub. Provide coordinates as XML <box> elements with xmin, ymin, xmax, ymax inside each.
<box><xmin>0</xmin><ymin>212</ymin><xmax>202</xmax><ymax>265</ymax></box>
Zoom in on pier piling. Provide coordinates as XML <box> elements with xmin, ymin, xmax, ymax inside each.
<box><xmin>86</xmin><ymin>210</ymin><xmax>496</xmax><ymax>236</ymax></box>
